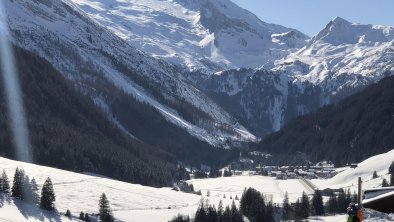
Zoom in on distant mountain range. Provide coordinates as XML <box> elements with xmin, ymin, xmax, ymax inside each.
<box><xmin>0</xmin><ymin>0</ymin><xmax>393</xmax><ymax>178</ymax></box>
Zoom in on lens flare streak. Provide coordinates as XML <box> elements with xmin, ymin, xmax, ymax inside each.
<box><xmin>0</xmin><ymin>1</ymin><xmax>32</xmax><ymax>163</ymax></box>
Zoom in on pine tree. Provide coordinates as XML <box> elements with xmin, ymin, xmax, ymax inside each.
<box><xmin>301</xmin><ymin>191</ymin><xmax>310</xmax><ymax>218</ymax></box>
<box><xmin>207</xmin><ymin>205</ymin><xmax>218</xmax><ymax>222</ymax></box>
<box><xmin>65</xmin><ymin>209</ymin><xmax>72</xmax><ymax>218</ymax></box>
<box><xmin>11</xmin><ymin>168</ymin><xmax>25</xmax><ymax>199</ymax></box>
<box><xmin>312</xmin><ymin>190</ymin><xmax>324</xmax><ymax>216</ymax></box>
<box><xmin>372</xmin><ymin>171</ymin><xmax>378</xmax><ymax>179</ymax></box>
<box><xmin>79</xmin><ymin>212</ymin><xmax>85</xmax><ymax>220</ymax></box>
<box><xmin>194</xmin><ymin>202</ymin><xmax>207</xmax><ymax>222</ymax></box>
<box><xmin>24</xmin><ymin>175</ymin><xmax>34</xmax><ymax>204</ymax></box>
<box><xmin>40</xmin><ymin>177</ymin><xmax>56</xmax><ymax>211</ymax></box>
<box><xmin>99</xmin><ymin>193</ymin><xmax>114</xmax><ymax>222</ymax></box>
<box><xmin>283</xmin><ymin>191</ymin><xmax>290</xmax><ymax>220</ymax></box>
<box><xmin>169</xmin><ymin>214</ymin><xmax>190</xmax><ymax>222</ymax></box>
<box><xmin>265</xmin><ymin>201</ymin><xmax>275</xmax><ymax>222</ymax></box>
<box><xmin>0</xmin><ymin>172</ymin><xmax>2</xmax><ymax>192</ymax></box>
<box><xmin>84</xmin><ymin>213</ymin><xmax>90</xmax><ymax>222</ymax></box>
<box><xmin>390</xmin><ymin>162</ymin><xmax>394</xmax><ymax>186</ymax></box>
<box><xmin>327</xmin><ymin>194</ymin><xmax>338</xmax><ymax>214</ymax></box>
<box><xmin>345</xmin><ymin>188</ymin><xmax>352</xmax><ymax>206</ymax></box>
<box><xmin>382</xmin><ymin>178</ymin><xmax>389</xmax><ymax>187</ymax></box>
<box><xmin>230</xmin><ymin>201</ymin><xmax>242</xmax><ymax>222</ymax></box>
<box><xmin>218</xmin><ymin>200</ymin><xmax>224</xmax><ymax>222</ymax></box>
<box><xmin>294</xmin><ymin>199</ymin><xmax>302</xmax><ymax>219</ymax></box>
<box><xmin>222</xmin><ymin>206</ymin><xmax>231</xmax><ymax>222</ymax></box>
<box><xmin>336</xmin><ymin>190</ymin><xmax>346</xmax><ymax>213</ymax></box>
<box><xmin>0</xmin><ymin>170</ymin><xmax>9</xmax><ymax>193</ymax></box>
<box><xmin>29</xmin><ymin>178</ymin><xmax>40</xmax><ymax>205</ymax></box>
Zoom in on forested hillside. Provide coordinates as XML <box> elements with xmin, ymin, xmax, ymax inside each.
<box><xmin>256</xmin><ymin>76</ymin><xmax>394</xmax><ymax>165</ymax></box>
<box><xmin>0</xmin><ymin>46</ymin><xmax>236</xmax><ymax>186</ymax></box>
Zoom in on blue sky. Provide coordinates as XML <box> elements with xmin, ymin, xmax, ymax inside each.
<box><xmin>232</xmin><ymin>0</ymin><xmax>394</xmax><ymax>37</ymax></box>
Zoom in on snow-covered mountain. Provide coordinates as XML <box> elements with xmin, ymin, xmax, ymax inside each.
<box><xmin>2</xmin><ymin>0</ymin><xmax>393</xmax><ymax>143</ymax></box>
<box><xmin>189</xmin><ymin>17</ymin><xmax>394</xmax><ymax>136</ymax></box>
<box><xmin>2</xmin><ymin>0</ymin><xmax>256</xmax><ymax>146</ymax></box>
<box><xmin>274</xmin><ymin>16</ymin><xmax>394</xmax><ymax>98</ymax></box>
<box><xmin>70</xmin><ymin>0</ymin><xmax>308</xmax><ymax>72</ymax></box>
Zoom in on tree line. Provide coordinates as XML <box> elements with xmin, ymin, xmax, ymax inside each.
<box><xmin>169</xmin><ymin>187</ymin><xmax>275</xmax><ymax>222</ymax></box>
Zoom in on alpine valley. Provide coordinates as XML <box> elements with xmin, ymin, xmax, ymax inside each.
<box><xmin>1</xmin><ymin>0</ymin><xmax>394</xmax><ymax>184</ymax></box>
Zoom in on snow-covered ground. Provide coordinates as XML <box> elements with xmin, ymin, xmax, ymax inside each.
<box><xmin>1</xmin><ymin>153</ymin><xmax>394</xmax><ymax>221</ymax></box>
<box><xmin>0</xmin><ymin>157</ymin><xmax>312</xmax><ymax>222</ymax></box>
<box><xmin>188</xmin><ymin>175</ymin><xmax>311</xmax><ymax>204</ymax></box>
<box><xmin>313</xmin><ymin>148</ymin><xmax>394</xmax><ymax>192</ymax></box>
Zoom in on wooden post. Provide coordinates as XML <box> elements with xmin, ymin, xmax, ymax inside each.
<box><xmin>358</xmin><ymin>177</ymin><xmax>362</xmax><ymax>206</ymax></box>
<box><xmin>358</xmin><ymin>177</ymin><xmax>364</xmax><ymax>222</ymax></box>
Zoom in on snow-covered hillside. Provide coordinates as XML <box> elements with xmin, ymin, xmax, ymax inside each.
<box><xmin>2</xmin><ymin>153</ymin><xmax>394</xmax><ymax>222</ymax></box>
<box><xmin>1</xmin><ymin>0</ymin><xmax>256</xmax><ymax>146</ymax></box>
<box><xmin>313</xmin><ymin>148</ymin><xmax>394</xmax><ymax>192</ymax></box>
<box><xmin>0</xmin><ymin>157</ymin><xmax>312</xmax><ymax>222</ymax></box>
<box><xmin>69</xmin><ymin>0</ymin><xmax>308</xmax><ymax>71</ymax></box>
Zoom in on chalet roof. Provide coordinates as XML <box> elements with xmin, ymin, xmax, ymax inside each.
<box><xmin>363</xmin><ymin>188</ymin><xmax>394</xmax><ymax>214</ymax></box>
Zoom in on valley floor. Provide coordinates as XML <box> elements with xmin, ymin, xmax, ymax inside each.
<box><xmin>1</xmin><ymin>155</ymin><xmax>394</xmax><ymax>222</ymax></box>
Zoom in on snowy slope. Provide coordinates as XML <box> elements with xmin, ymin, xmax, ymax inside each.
<box><xmin>1</xmin><ymin>0</ymin><xmax>256</xmax><ymax>146</ymax></box>
<box><xmin>0</xmin><ymin>157</ymin><xmax>310</xmax><ymax>221</ymax></box>
<box><xmin>2</xmin><ymin>156</ymin><xmax>393</xmax><ymax>222</ymax></box>
<box><xmin>313</xmin><ymin>148</ymin><xmax>394</xmax><ymax>192</ymax></box>
<box><xmin>69</xmin><ymin>0</ymin><xmax>308</xmax><ymax>71</ymax></box>
<box><xmin>0</xmin><ymin>199</ymin><xmax>75</xmax><ymax>222</ymax></box>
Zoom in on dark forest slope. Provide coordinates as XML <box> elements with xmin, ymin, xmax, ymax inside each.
<box><xmin>0</xmin><ymin>46</ymin><xmax>236</xmax><ymax>186</ymax></box>
<box><xmin>256</xmin><ymin>76</ymin><xmax>394</xmax><ymax>165</ymax></box>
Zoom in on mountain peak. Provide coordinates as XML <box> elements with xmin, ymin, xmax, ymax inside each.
<box><xmin>308</xmin><ymin>17</ymin><xmax>394</xmax><ymax>46</ymax></box>
<box><xmin>331</xmin><ymin>16</ymin><xmax>351</xmax><ymax>25</ymax></box>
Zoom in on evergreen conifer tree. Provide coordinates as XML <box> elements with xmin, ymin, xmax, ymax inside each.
<box><xmin>230</xmin><ymin>201</ymin><xmax>242</xmax><ymax>222</ymax></box>
<box><xmin>345</xmin><ymin>188</ymin><xmax>352</xmax><ymax>205</ymax></box>
<box><xmin>283</xmin><ymin>191</ymin><xmax>290</xmax><ymax>220</ymax></box>
<box><xmin>40</xmin><ymin>177</ymin><xmax>56</xmax><ymax>211</ymax></box>
<box><xmin>194</xmin><ymin>202</ymin><xmax>207</xmax><ymax>222</ymax></box>
<box><xmin>382</xmin><ymin>178</ymin><xmax>389</xmax><ymax>187</ymax></box>
<box><xmin>390</xmin><ymin>162</ymin><xmax>394</xmax><ymax>186</ymax></box>
<box><xmin>79</xmin><ymin>212</ymin><xmax>85</xmax><ymax>220</ymax></box>
<box><xmin>65</xmin><ymin>209</ymin><xmax>72</xmax><ymax>218</ymax></box>
<box><xmin>327</xmin><ymin>194</ymin><xmax>338</xmax><ymax>214</ymax></box>
<box><xmin>0</xmin><ymin>170</ymin><xmax>7</xmax><ymax>193</ymax></box>
<box><xmin>99</xmin><ymin>193</ymin><xmax>114</xmax><ymax>222</ymax></box>
<box><xmin>2</xmin><ymin>170</ymin><xmax>10</xmax><ymax>193</ymax></box>
<box><xmin>11</xmin><ymin>168</ymin><xmax>25</xmax><ymax>199</ymax></box>
<box><xmin>28</xmin><ymin>178</ymin><xmax>40</xmax><ymax>205</ymax></box>
<box><xmin>84</xmin><ymin>213</ymin><xmax>90</xmax><ymax>222</ymax></box>
<box><xmin>312</xmin><ymin>190</ymin><xmax>324</xmax><ymax>216</ymax></box>
<box><xmin>218</xmin><ymin>200</ymin><xmax>224</xmax><ymax>222</ymax></box>
<box><xmin>222</xmin><ymin>206</ymin><xmax>231</xmax><ymax>222</ymax></box>
<box><xmin>336</xmin><ymin>190</ymin><xmax>347</xmax><ymax>213</ymax></box>
<box><xmin>301</xmin><ymin>191</ymin><xmax>310</xmax><ymax>218</ymax></box>
<box><xmin>207</xmin><ymin>205</ymin><xmax>218</xmax><ymax>222</ymax></box>
<box><xmin>372</xmin><ymin>171</ymin><xmax>378</xmax><ymax>179</ymax></box>
<box><xmin>0</xmin><ymin>172</ymin><xmax>3</xmax><ymax>192</ymax></box>
<box><xmin>294</xmin><ymin>199</ymin><xmax>302</xmax><ymax>219</ymax></box>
